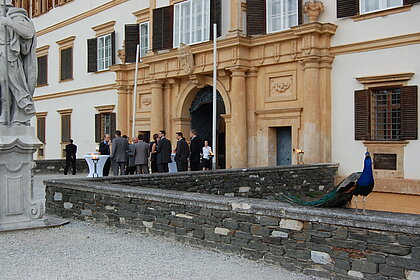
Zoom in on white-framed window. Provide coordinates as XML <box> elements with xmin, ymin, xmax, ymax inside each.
<box><xmin>97</xmin><ymin>34</ymin><xmax>112</xmax><ymax>71</ymax></box>
<box><xmin>360</xmin><ymin>0</ymin><xmax>402</xmax><ymax>14</ymax></box>
<box><xmin>140</xmin><ymin>22</ymin><xmax>149</xmax><ymax>58</ymax></box>
<box><xmin>267</xmin><ymin>0</ymin><xmax>298</xmax><ymax>33</ymax></box>
<box><xmin>173</xmin><ymin>0</ymin><xmax>210</xmax><ymax>48</ymax></box>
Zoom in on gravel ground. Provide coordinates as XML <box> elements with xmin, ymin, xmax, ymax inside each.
<box><xmin>0</xmin><ymin>174</ymin><xmax>322</xmax><ymax>280</ymax></box>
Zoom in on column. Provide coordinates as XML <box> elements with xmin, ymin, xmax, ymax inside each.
<box><xmin>227</xmin><ymin>0</ymin><xmax>243</xmax><ymax>37</ymax></box>
<box><xmin>150</xmin><ymin>80</ymin><xmax>164</xmax><ymax>134</ymax></box>
<box><xmin>116</xmin><ymin>85</ymin><xmax>130</xmax><ymax>135</ymax></box>
<box><xmin>229</xmin><ymin>67</ymin><xmax>248</xmax><ymax>168</ymax></box>
<box><xmin>246</xmin><ymin>68</ymin><xmax>258</xmax><ymax>167</ymax></box>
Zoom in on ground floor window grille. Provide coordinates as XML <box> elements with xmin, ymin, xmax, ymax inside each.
<box><xmin>371</xmin><ymin>87</ymin><xmax>401</xmax><ymax>141</ymax></box>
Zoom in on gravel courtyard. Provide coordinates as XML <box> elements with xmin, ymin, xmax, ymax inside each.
<box><xmin>0</xmin><ymin>174</ymin><xmax>323</xmax><ymax>280</ymax></box>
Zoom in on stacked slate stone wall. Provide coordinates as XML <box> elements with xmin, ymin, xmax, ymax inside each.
<box><xmin>45</xmin><ymin>176</ymin><xmax>420</xmax><ymax>280</ymax></box>
<box><xmin>34</xmin><ymin>159</ymin><xmax>88</xmax><ymax>174</ymax></box>
<box><xmin>90</xmin><ymin>164</ymin><xmax>338</xmax><ymax>199</ymax></box>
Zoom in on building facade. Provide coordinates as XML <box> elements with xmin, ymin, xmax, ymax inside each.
<box><xmin>25</xmin><ymin>0</ymin><xmax>420</xmax><ymax>213</ymax></box>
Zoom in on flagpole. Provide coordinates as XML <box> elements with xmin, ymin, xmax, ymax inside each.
<box><xmin>132</xmin><ymin>44</ymin><xmax>140</xmax><ymax>138</ymax></box>
<box><xmin>212</xmin><ymin>23</ymin><xmax>217</xmax><ymax>171</ymax></box>
<box><xmin>3</xmin><ymin>0</ymin><xmax>10</xmax><ymax>126</ymax></box>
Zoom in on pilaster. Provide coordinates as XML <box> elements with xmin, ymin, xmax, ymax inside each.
<box><xmin>150</xmin><ymin>80</ymin><xmax>164</xmax><ymax>134</ymax></box>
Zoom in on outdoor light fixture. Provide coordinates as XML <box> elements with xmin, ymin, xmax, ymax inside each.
<box><xmin>294</xmin><ymin>148</ymin><xmax>305</xmax><ymax>165</ymax></box>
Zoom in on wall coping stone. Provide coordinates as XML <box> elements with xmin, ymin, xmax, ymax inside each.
<box><xmin>45</xmin><ymin>173</ymin><xmax>420</xmax><ymax>235</ymax></box>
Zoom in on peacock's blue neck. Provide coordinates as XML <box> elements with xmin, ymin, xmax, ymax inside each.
<box><xmin>359</xmin><ymin>156</ymin><xmax>374</xmax><ymax>186</ymax></box>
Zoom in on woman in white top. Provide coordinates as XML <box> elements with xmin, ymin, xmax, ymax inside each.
<box><xmin>201</xmin><ymin>140</ymin><xmax>213</xmax><ymax>171</ymax></box>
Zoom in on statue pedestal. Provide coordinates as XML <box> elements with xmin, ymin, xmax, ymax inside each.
<box><xmin>0</xmin><ymin>126</ymin><xmax>68</xmax><ymax>232</ymax></box>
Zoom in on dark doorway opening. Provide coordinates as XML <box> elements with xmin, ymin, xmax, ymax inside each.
<box><xmin>276</xmin><ymin>126</ymin><xmax>292</xmax><ymax>166</ymax></box>
<box><xmin>190</xmin><ymin>86</ymin><xmax>226</xmax><ymax>169</ymax></box>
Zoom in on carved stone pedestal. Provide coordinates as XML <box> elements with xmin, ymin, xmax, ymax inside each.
<box><xmin>0</xmin><ymin>126</ymin><xmax>68</xmax><ymax>232</ymax></box>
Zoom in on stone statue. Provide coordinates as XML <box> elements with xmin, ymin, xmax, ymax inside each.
<box><xmin>0</xmin><ymin>0</ymin><xmax>37</xmax><ymax>126</ymax></box>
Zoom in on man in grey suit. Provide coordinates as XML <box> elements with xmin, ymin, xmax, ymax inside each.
<box><xmin>111</xmin><ymin>130</ymin><xmax>129</xmax><ymax>176</ymax></box>
<box><xmin>134</xmin><ymin>134</ymin><xmax>150</xmax><ymax>174</ymax></box>
<box><xmin>156</xmin><ymin>130</ymin><xmax>172</xmax><ymax>173</ymax></box>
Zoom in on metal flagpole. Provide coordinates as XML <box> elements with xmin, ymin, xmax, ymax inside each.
<box><xmin>3</xmin><ymin>0</ymin><xmax>10</xmax><ymax>126</ymax></box>
<box><xmin>132</xmin><ymin>44</ymin><xmax>140</xmax><ymax>138</ymax></box>
<box><xmin>212</xmin><ymin>23</ymin><xmax>217</xmax><ymax>171</ymax></box>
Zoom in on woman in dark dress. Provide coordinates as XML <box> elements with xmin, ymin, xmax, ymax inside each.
<box><xmin>149</xmin><ymin>133</ymin><xmax>159</xmax><ymax>173</ymax></box>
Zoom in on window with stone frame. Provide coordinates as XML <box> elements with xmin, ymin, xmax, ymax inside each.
<box><xmin>360</xmin><ymin>0</ymin><xmax>402</xmax><ymax>14</ymax></box>
<box><xmin>97</xmin><ymin>34</ymin><xmax>112</xmax><ymax>71</ymax></box>
<box><xmin>139</xmin><ymin>21</ymin><xmax>149</xmax><ymax>58</ymax></box>
<box><xmin>95</xmin><ymin>112</ymin><xmax>116</xmax><ymax>143</ymax></box>
<box><xmin>37</xmin><ymin>55</ymin><xmax>48</xmax><ymax>86</ymax></box>
<box><xmin>60</xmin><ymin>47</ymin><xmax>73</xmax><ymax>81</ymax></box>
<box><xmin>355</xmin><ymin>85</ymin><xmax>418</xmax><ymax>141</ymax></box>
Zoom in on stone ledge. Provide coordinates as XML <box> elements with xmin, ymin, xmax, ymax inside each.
<box><xmin>44</xmin><ymin>178</ymin><xmax>420</xmax><ymax>235</ymax></box>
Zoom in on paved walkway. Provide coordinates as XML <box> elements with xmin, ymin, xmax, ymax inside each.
<box><xmin>1</xmin><ymin>174</ymin><xmax>323</xmax><ymax>280</ymax></box>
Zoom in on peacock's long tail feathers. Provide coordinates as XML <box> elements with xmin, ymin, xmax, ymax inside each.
<box><xmin>279</xmin><ymin>172</ymin><xmax>361</xmax><ymax>208</ymax></box>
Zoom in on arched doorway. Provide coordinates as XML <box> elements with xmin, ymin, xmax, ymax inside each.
<box><xmin>190</xmin><ymin>86</ymin><xmax>226</xmax><ymax>169</ymax></box>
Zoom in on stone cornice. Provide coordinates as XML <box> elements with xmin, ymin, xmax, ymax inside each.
<box><xmin>356</xmin><ymin>73</ymin><xmax>414</xmax><ymax>84</ymax></box>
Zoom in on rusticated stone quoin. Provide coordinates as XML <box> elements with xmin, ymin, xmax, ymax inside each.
<box><xmin>44</xmin><ymin>165</ymin><xmax>420</xmax><ymax>280</ymax></box>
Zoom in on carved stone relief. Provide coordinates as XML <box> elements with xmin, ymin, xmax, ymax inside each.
<box><xmin>266</xmin><ymin>71</ymin><xmax>297</xmax><ymax>102</ymax></box>
<box><xmin>140</xmin><ymin>94</ymin><xmax>152</xmax><ymax>111</ymax></box>
<box><xmin>178</xmin><ymin>43</ymin><xmax>194</xmax><ymax>75</ymax></box>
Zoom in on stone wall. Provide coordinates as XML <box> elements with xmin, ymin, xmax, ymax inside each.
<box><xmin>45</xmin><ymin>176</ymin><xmax>420</xmax><ymax>280</ymax></box>
<box><xmin>90</xmin><ymin>164</ymin><xmax>338</xmax><ymax>199</ymax></box>
<box><xmin>34</xmin><ymin>159</ymin><xmax>88</xmax><ymax>174</ymax></box>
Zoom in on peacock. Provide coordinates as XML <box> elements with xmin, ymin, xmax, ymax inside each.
<box><xmin>280</xmin><ymin>152</ymin><xmax>375</xmax><ymax>213</ymax></box>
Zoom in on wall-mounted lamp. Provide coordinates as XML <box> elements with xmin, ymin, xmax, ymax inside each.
<box><xmin>294</xmin><ymin>148</ymin><xmax>305</xmax><ymax>165</ymax></box>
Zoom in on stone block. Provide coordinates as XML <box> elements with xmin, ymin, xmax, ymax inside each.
<box><xmin>81</xmin><ymin>209</ymin><xmax>92</xmax><ymax>216</ymax></box>
<box><xmin>366</xmin><ymin>254</ymin><xmax>386</xmax><ymax>264</ymax></box>
<box><xmin>271</xmin><ymin>231</ymin><xmax>289</xmax><ymax>238</ymax></box>
<box><xmin>368</xmin><ymin>243</ymin><xmax>411</xmax><ymax>256</ymax></box>
<box><xmin>54</xmin><ymin>192</ymin><xmax>63</xmax><ymax>201</ymax></box>
<box><xmin>387</xmin><ymin>256</ymin><xmax>420</xmax><ymax>271</ymax></box>
<box><xmin>311</xmin><ymin>251</ymin><xmax>332</xmax><ymax>265</ymax></box>
<box><xmin>347</xmin><ymin>270</ymin><xmax>364</xmax><ymax>278</ymax></box>
<box><xmin>279</xmin><ymin>219</ymin><xmax>303</xmax><ymax>231</ymax></box>
<box><xmin>239</xmin><ymin>187</ymin><xmax>251</xmax><ymax>193</ymax></box>
<box><xmin>214</xmin><ymin>227</ymin><xmax>230</xmax><ymax>236</ymax></box>
<box><xmin>234</xmin><ymin>231</ymin><xmax>253</xmax><ymax>240</ymax></box>
<box><xmin>63</xmin><ymin>202</ymin><xmax>73</xmax><ymax>209</ymax></box>
<box><xmin>368</xmin><ymin>232</ymin><xmax>396</xmax><ymax>244</ymax></box>
<box><xmin>352</xmin><ymin>260</ymin><xmax>378</xmax><ymax>274</ymax></box>
<box><xmin>222</xmin><ymin>218</ymin><xmax>239</xmax><ymax>230</ymax></box>
<box><xmin>412</xmin><ymin>247</ymin><xmax>420</xmax><ymax>259</ymax></box>
<box><xmin>285</xmin><ymin>249</ymin><xmax>310</xmax><ymax>260</ymax></box>
<box><xmin>142</xmin><ymin>221</ymin><xmax>153</xmax><ymax>228</ymax></box>
<box><xmin>379</xmin><ymin>264</ymin><xmax>405</xmax><ymax>278</ymax></box>
<box><xmin>175</xmin><ymin>213</ymin><xmax>194</xmax><ymax>220</ymax></box>
<box><xmin>335</xmin><ymin>259</ymin><xmax>351</xmax><ymax>270</ymax></box>
<box><xmin>406</xmin><ymin>270</ymin><xmax>420</xmax><ymax>280</ymax></box>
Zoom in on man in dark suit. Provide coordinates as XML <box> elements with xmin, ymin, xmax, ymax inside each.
<box><xmin>64</xmin><ymin>139</ymin><xmax>77</xmax><ymax>175</ymax></box>
<box><xmin>174</xmin><ymin>132</ymin><xmax>189</xmax><ymax>172</ymax></box>
<box><xmin>156</xmin><ymin>130</ymin><xmax>172</xmax><ymax>173</ymax></box>
<box><xmin>111</xmin><ymin>130</ymin><xmax>129</xmax><ymax>175</ymax></box>
<box><xmin>189</xmin><ymin>129</ymin><xmax>202</xmax><ymax>171</ymax></box>
<box><xmin>99</xmin><ymin>134</ymin><xmax>111</xmax><ymax>176</ymax></box>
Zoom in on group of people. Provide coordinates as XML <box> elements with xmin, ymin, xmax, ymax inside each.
<box><xmin>98</xmin><ymin>129</ymin><xmax>214</xmax><ymax>176</ymax></box>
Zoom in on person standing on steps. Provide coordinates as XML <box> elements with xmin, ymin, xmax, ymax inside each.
<box><xmin>189</xmin><ymin>129</ymin><xmax>202</xmax><ymax>171</ymax></box>
<box><xmin>156</xmin><ymin>130</ymin><xmax>172</xmax><ymax>173</ymax></box>
<box><xmin>174</xmin><ymin>132</ymin><xmax>189</xmax><ymax>172</ymax></box>
<box><xmin>99</xmin><ymin>134</ymin><xmax>111</xmax><ymax>176</ymax></box>
<box><xmin>64</xmin><ymin>139</ymin><xmax>77</xmax><ymax>175</ymax></box>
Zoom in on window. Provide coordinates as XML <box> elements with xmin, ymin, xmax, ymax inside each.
<box><xmin>37</xmin><ymin>115</ymin><xmax>46</xmax><ymax>144</ymax></box>
<box><xmin>95</xmin><ymin>112</ymin><xmax>116</xmax><ymax>142</ymax></box>
<box><xmin>60</xmin><ymin>47</ymin><xmax>73</xmax><ymax>81</ymax></box>
<box><xmin>360</xmin><ymin>0</ymin><xmax>402</xmax><ymax>14</ymax></box>
<box><xmin>173</xmin><ymin>0</ymin><xmax>210</xmax><ymax>48</ymax></box>
<box><xmin>371</xmin><ymin>87</ymin><xmax>401</xmax><ymax>140</ymax></box>
<box><xmin>87</xmin><ymin>32</ymin><xmax>115</xmax><ymax>72</ymax></box>
<box><xmin>37</xmin><ymin>55</ymin><xmax>48</xmax><ymax>86</ymax></box>
<box><xmin>139</xmin><ymin>22</ymin><xmax>149</xmax><ymax>58</ymax></box>
<box><xmin>61</xmin><ymin>114</ymin><xmax>71</xmax><ymax>143</ymax></box>
<box><xmin>354</xmin><ymin>86</ymin><xmax>418</xmax><ymax>141</ymax></box>
<box><xmin>267</xmin><ymin>0</ymin><xmax>298</xmax><ymax>33</ymax></box>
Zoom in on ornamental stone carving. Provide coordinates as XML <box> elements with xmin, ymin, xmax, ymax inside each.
<box><xmin>118</xmin><ymin>41</ymin><xmax>126</xmax><ymax>64</ymax></box>
<box><xmin>178</xmin><ymin>43</ymin><xmax>194</xmax><ymax>75</ymax></box>
<box><xmin>303</xmin><ymin>1</ymin><xmax>325</xmax><ymax>23</ymax></box>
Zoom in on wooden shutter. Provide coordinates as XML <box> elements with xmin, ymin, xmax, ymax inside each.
<box><xmin>153</xmin><ymin>5</ymin><xmax>174</xmax><ymax>52</ymax></box>
<box><xmin>47</xmin><ymin>0</ymin><xmax>53</xmax><ymax>10</ymax></box>
<box><xmin>401</xmin><ymin>86</ymin><xmax>418</xmax><ymax>140</ymax></box>
<box><xmin>210</xmin><ymin>0</ymin><xmax>222</xmax><ymax>39</ymax></box>
<box><xmin>60</xmin><ymin>48</ymin><xmax>73</xmax><ymax>81</ymax></box>
<box><xmin>404</xmin><ymin>0</ymin><xmax>420</xmax><ymax>4</ymax></box>
<box><xmin>37</xmin><ymin>117</ymin><xmax>46</xmax><ymax>143</ymax></box>
<box><xmin>110</xmin><ymin>113</ymin><xmax>117</xmax><ymax>140</ymax></box>
<box><xmin>298</xmin><ymin>0</ymin><xmax>303</xmax><ymax>25</ymax></box>
<box><xmin>87</xmin><ymin>38</ymin><xmax>97</xmax><ymax>73</ymax></box>
<box><xmin>125</xmin><ymin>24</ymin><xmax>140</xmax><ymax>63</ymax></box>
<box><xmin>37</xmin><ymin>55</ymin><xmax>48</xmax><ymax>86</ymax></box>
<box><xmin>61</xmin><ymin>114</ymin><xmax>71</xmax><ymax>143</ymax></box>
<box><xmin>247</xmin><ymin>0</ymin><xmax>266</xmax><ymax>36</ymax></box>
<box><xmin>337</xmin><ymin>0</ymin><xmax>359</xmax><ymax>18</ymax></box>
<box><xmin>111</xmin><ymin>31</ymin><xmax>116</xmax><ymax>65</ymax></box>
<box><xmin>354</xmin><ymin>89</ymin><xmax>371</xmax><ymax>140</ymax></box>
<box><xmin>95</xmin><ymin>114</ymin><xmax>101</xmax><ymax>143</ymax></box>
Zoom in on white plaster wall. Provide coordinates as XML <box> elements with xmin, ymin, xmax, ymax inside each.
<box><xmin>332</xmin><ymin>44</ymin><xmax>420</xmax><ymax>179</ymax></box>
<box><xmin>31</xmin><ymin>90</ymin><xmax>116</xmax><ymax>159</ymax></box>
<box><xmin>319</xmin><ymin>0</ymin><xmax>420</xmax><ymax>46</ymax></box>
